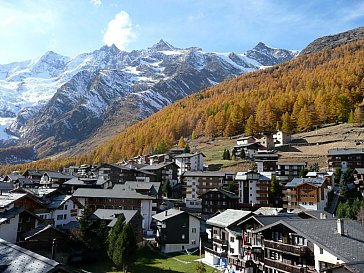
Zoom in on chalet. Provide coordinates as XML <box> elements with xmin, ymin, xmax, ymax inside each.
<box><xmin>306</xmin><ymin>171</ymin><xmax>334</xmax><ymax>186</ymax></box>
<box><xmin>199</xmin><ymin>189</ymin><xmax>239</xmax><ymax>217</ymax></box>
<box><xmin>173</xmin><ymin>152</ymin><xmax>205</xmax><ymax>177</ymax></box>
<box><xmin>21</xmin><ymin>224</ymin><xmax>71</xmax><ymax>254</ymax></box>
<box><xmin>72</xmin><ymin>183</ymin><xmax>160</xmax><ymax>234</ymax></box>
<box><xmin>235</xmin><ymin>171</ymin><xmax>273</xmax><ymax>207</ymax></box>
<box><xmin>39</xmin><ymin>172</ymin><xmax>75</xmax><ymax>188</ymax></box>
<box><xmin>204</xmin><ymin>209</ymin><xmax>252</xmax><ymax>269</ymax></box>
<box><xmin>90</xmin><ymin>209</ymin><xmax>143</xmax><ymax>242</ymax></box>
<box><xmin>61</xmin><ymin>176</ymin><xmax>112</xmax><ymax>193</ymax></box>
<box><xmin>152</xmin><ymin>208</ymin><xmax>200</xmax><ymax>253</ymax></box>
<box><xmin>276</xmin><ymin>161</ymin><xmax>307</xmax><ymax>183</ymax></box>
<box><xmin>328</xmin><ymin>148</ymin><xmax>364</xmax><ymax>171</ymax></box>
<box><xmin>236</xmin><ymin>136</ymin><xmax>256</xmax><ymax>146</ymax></box>
<box><xmin>283</xmin><ymin>177</ymin><xmax>331</xmax><ymax>211</ymax></box>
<box><xmin>22</xmin><ymin>169</ymin><xmax>47</xmax><ymax>187</ymax></box>
<box><xmin>251</xmin><ymin>218</ymin><xmax>364</xmax><ymax>273</ymax></box>
<box><xmin>0</xmin><ymin>238</ymin><xmax>73</xmax><ymax>273</ymax></box>
<box><xmin>141</xmin><ymin>162</ymin><xmax>179</xmax><ymax>186</ymax></box>
<box><xmin>273</xmin><ymin>130</ymin><xmax>291</xmax><ymax>146</ymax></box>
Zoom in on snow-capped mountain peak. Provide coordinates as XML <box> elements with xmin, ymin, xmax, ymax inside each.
<box><xmin>0</xmin><ymin>40</ymin><xmax>297</xmax><ymax>160</ymax></box>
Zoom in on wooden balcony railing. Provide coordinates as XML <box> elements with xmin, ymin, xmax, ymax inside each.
<box><xmin>263</xmin><ymin>240</ymin><xmax>310</xmax><ymax>256</ymax></box>
<box><xmin>204</xmin><ymin>246</ymin><xmax>227</xmax><ymax>258</ymax></box>
<box><xmin>263</xmin><ymin>258</ymin><xmax>313</xmax><ymax>273</ymax></box>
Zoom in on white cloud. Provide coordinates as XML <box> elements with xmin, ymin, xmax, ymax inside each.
<box><xmin>103</xmin><ymin>10</ymin><xmax>136</xmax><ymax>50</ymax></box>
<box><xmin>90</xmin><ymin>0</ymin><xmax>102</xmax><ymax>6</ymax></box>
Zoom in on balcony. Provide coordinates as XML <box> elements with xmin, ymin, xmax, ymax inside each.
<box><xmin>256</xmin><ymin>190</ymin><xmax>269</xmax><ymax>194</ymax></box>
<box><xmin>213</xmin><ymin>237</ymin><xmax>228</xmax><ymax>246</ymax></box>
<box><xmin>264</xmin><ymin>258</ymin><xmax>307</xmax><ymax>273</ymax></box>
<box><xmin>204</xmin><ymin>246</ymin><xmax>227</xmax><ymax>258</ymax></box>
<box><xmin>256</xmin><ymin>183</ymin><xmax>270</xmax><ymax>188</ymax></box>
<box><xmin>256</xmin><ymin>196</ymin><xmax>269</xmax><ymax>201</ymax></box>
<box><xmin>263</xmin><ymin>240</ymin><xmax>310</xmax><ymax>256</ymax></box>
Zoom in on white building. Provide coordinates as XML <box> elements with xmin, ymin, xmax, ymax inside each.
<box><xmin>174</xmin><ymin>153</ymin><xmax>205</xmax><ymax>177</ymax></box>
<box><xmin>235</xmin><ymin>171</ymin><xmax>273</xmax><ymax>206</ymax></box>
<box><xmin>273</xmin><ymin>130</ymin><xmax>291</xmax><ymax>146</ymax></box>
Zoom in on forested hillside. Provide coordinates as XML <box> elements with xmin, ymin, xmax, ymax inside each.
<box><xmin>1</xmin><ymin>40</ymin><xmax>363</xmax><ymax>173</ymax></box>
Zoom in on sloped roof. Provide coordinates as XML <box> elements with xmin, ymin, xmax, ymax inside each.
<box><xmin>199</xmin><ymin>188</ymin><xmax>239</xmax><ymax>199</ymax></box>
<box><xmin>72</xmin><ymin>185</ymin><xmax>156</xmax><ymax>200</ymax></box>
<box><xmin>206</xmin><ymin>209</ymin><xmax>252</xmax><ymax>228</ymax></box>
<box><xmin>285</xmin><ymin>177</ymin><xmax>325</xmax><ymax>187</ymax></box>
<box><xmin>91</xmin><ymin>209</ymin><xmax>139</xmax><ymax>227</ymax></box>
<box><xmin>254</xmin><ymin>219</ymin><xmax>364</xmax><ymax>264</ymax></box>
<box><xmin>0</xmin><ymin>193</ymin><xmax>26</xmax><ymax>209</ymax></box>
<box><xmin>140</xmin><ymin>162</ymin><xmax>176</xmax><ymax>171</ymax></box>
<box><xmin>47</xmin><ymin>195</ymin><xmax>72</xmax><ymax>209</ymax></box>
<box><xmin>0</xmin><ymin>208</ymin><xmax>24</xmax><ymax>224</ymax></box>
<box><xmin>0</xmin><ymin>238</ymin><xmax>64</xmax><ymax>273</ymax></box>
<box><xmin>152</xmin><ymin>208</ymin><xmax>185</xmax><ymax>222</ymax></box>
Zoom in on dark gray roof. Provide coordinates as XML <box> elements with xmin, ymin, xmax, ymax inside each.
<box><xmin>152</xmin><ymin>208</ymin><xmax>185</xmax><ymax>222</ymax></box>
<box><xmin>140</xmin><ymin>162</ymin><xmax>176</xmax><ymax>171</ymax></box>
<box><xmin>354</xmin><ymin>168</ymin><xmax>364</xmax><ymax>174</ymax></box>
<box><xmin>63</xmin><ymin>177</ymin><xmax>109</xmax><ymax>186</ymax></box>
<box><xmin>0</xmin><ymin>182</ymin><xmax>14</xmax><ymax>192</ymax></box>
<box><xmin>47</xmin><ymin>195</ymin><xmax>72</xmax><ymax>209</ymax></box>
<box><xmin>253</xmin><ymin>214</ymin><xmax>300</xmax><ymax>226</ymax></box>
<box><xmin>91</xmin><ymin>209</ymin><xmax>139</xmax><ymax>227</ymax></box>
<box><xmin>298</xmin><ymin>210</ymin><xmax>336</xmax><ymax>220</ymax></box>
<box><xmin>72</xmin><ymin>184</ymin><xmax>156</xmax><ymax>200</ymax></box>
<box><xmin>277</xmin><ymin>162</ymin><xmax>306</xmax><ymax>166</ymax></box>
<box><xmin>183</xmin><ymin>171</ymin><xmax>227</xmax><ymax>177</ymax></box>
<box><xmin>174</xmin><ymin>152</ymin><xmax>205</xmax><ymax>158</ymax></box>
<box><xmin>286</xmin><ymin>177</ymin><xmax>325</xmax><ymax>187</ymax></box>
<box><xmin>0</xmin><ymin>208</ymin><xmax>24</xmax><ymax>224</ymax></box>
<box><xmin>123</xmin><ymin>181</ymin><xmax>161</xmax><ymax>192</ymax></box>
<box><xmin>207</xmin><ymin>209</ymin><xmax>252</xmax><ymax>228</ymax></box>
<box><xmin>43</xmin><ymin>172</ymin><xmax>74</xmax><ymax>179</ymax></box>
<box><xmin>329</xmin><ymin>261</ymin><xmax>364</xmax><ymax>273</ymax></box>
<box><xmin>328</xmin><ymin>148</ymin><xmax>364</xmax><ymax>155</ymax></box>
<box><xmin>255</xmin><ymin>219</ymin><xmax>364</xmax><ymax>264</ymax></box>
<box><xmin>23</xmin><ymin>224</ymin><xmax>66</xmax><ymax>240</ymax></box>
<box><xmin>0</xmin><ymin>238</ymin><xmax>62</xmax><ymax>272</ymax></box>
<box><xmin>199</xmin><ymin>188</ymin><xmax>239</xmax><ymax>199</ymax></box>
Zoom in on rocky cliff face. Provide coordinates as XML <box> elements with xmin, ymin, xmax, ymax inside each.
<box><xmin>0</xmin><ymin>40</ymin><xmax>297</xmax><ymax>160</ymax></box>
<box><xmin>300</xmin><ymin>26</ymin><xmax>364</xmax><ymax>55</ymax></box>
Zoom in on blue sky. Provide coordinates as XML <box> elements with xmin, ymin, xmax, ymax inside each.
<box><xmin>1</xmin><ymin>0</ymin><xmax>364</xmax><ymax>64</ymax></box>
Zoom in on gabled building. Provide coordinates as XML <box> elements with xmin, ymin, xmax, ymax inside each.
<box><xmin>252</xmin><ymin>218</ymin><xmax>364</xmax><ymax>273</ymax></box>
<box><xmin>152</xmin><ymin>208</ymin><xmax>200</xmax><ymax>253</ymax></box>
<box><xmin>273</xmin><ymin>131</ymin><xmax>291</xmax><ymax>146</ymax></box>
<box><xmin>39</xmin><ymin>172</ymin><xmax>75</xmax><ymax>188</ymax></box>
<box><xmin>90</xmin><ymin>209</ymin><xmax>143</xmax><ymax>242</ymax></box>
<box><xmin>61</xmin><ymin>176</ymin><xmax>112</xmax><ymax>193</ymax></box>
<box><xmin>233</xmin><ymin>143</ymin><xmax>264</xmax><ymax>159</ymax></box>
<box><xmin>283</xmin><ymin>177</ymin><xmax>331</xmax><ymax>211</ymax></box>
<box><xmin>0</xmin><ymin>238</ymin><xmax>74</xmax><ymax>272</ymax></box>
<box><xmin>204</xmin><ymin>209</ymin><xmax>252</xmax><ymax>268</ymax></box>
<box><xmin>73</xmin><ymin>183</ymin><xmax>160</xmax><ymax>234</ymax></box>
<box><xmin>199</xmin><ymin>189</ymin><xmax>239</xmax><ymax>217</ymax></box>
<box><xmin>353</xmin><ymin>168</ymin><xmax>364</xmax><ymax>194</ymax></box>
<box><xmin>236</xmin><ymin>136</ymin><xmax>256</xmax><ymax>146</ymax></box>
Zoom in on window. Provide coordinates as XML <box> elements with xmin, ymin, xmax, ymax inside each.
<box><xmin>64</xmin><ymin>214</ymin><xmax>67</xmax><ymax>219</ymax></box>
<box><xmin>192</xmin><ymin>240</ymin><xmax>196</xmax><ymax>245</ymax></box>
<box><xmin>230</xmin><ymin>237</ymin><xmax>234</xmax><ymax>243</ymax></box>
<box><xmin>182</xmin><ymin>234</ymin><xmax>185</xmax><ymax>239</ymax></box>
<box><xmin>320</xmin><ymin>248</ymin><xmax>324</xmax><ymax>254</ymax></box>
<box><xmin>230</xmin><ymin>247</ymin><xmax>234</xmax><ymax>254</ymax></box>
<box><xmin>192</xmin><ymin>228</ymin><xmax>197</xmax><ymax>233</ymax></box>
<box><xmin>65</xmin><ymin>204</ymin><xmax>68</xmax><ymax>210</ymax></box>
<box><xmin>57</xmin><ymin>215</ymin><xmax>63</xmax><ymax>220</ymax></box>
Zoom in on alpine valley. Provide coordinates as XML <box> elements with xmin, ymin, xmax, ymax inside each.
<box><xmin>0</xmin><ymin>40</ymin><xmax>298</xmax><ymax>163</ymax></box>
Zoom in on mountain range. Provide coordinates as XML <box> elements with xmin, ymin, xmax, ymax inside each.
<box><xmin>0</xmin><ymin>40</ymin><xmax>298</xmax><ymax>162</ymax></box>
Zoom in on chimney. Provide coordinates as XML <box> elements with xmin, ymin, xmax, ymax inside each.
<box><xmin>337</xmin><ymin>219</ymin><xmax>344</xmax><ymax>235</ymax></box>
<box><xmin>51</xmin><ymin>238</ymin><xmax>57</xmax><ymax>260</ymax></box>
<box><xmin>165</xmin><ymin>210</ymin><xmax>168</xmax><ymax>216</ymax></box>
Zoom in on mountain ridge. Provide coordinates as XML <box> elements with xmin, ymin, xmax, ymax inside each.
<box><xmin>0</xmin><ymin>40</ymin><xmax>297</xmax><ymax>162</ymax></box>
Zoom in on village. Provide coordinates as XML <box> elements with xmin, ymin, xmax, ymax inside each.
<box><xmin>0</xmin><ymin>128</ymin><xmax>364</xmax><ymax>273</ymax></box>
